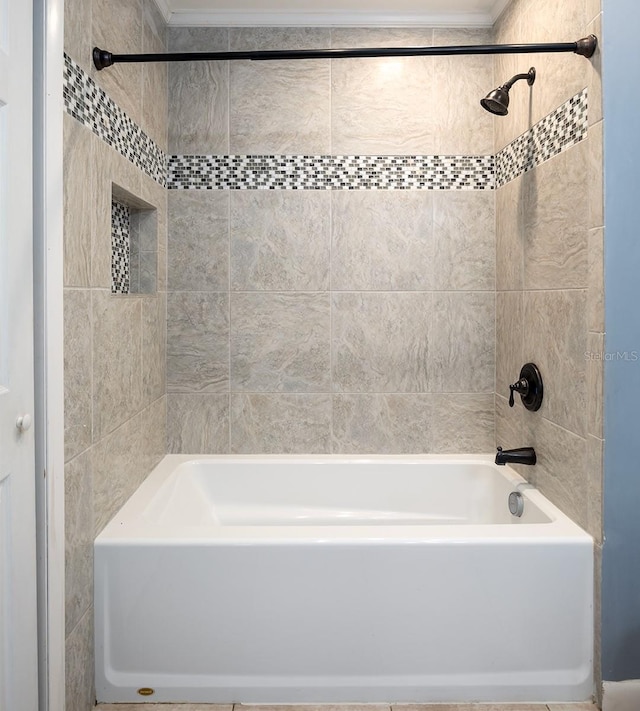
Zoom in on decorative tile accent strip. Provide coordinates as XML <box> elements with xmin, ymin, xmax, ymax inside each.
<box><xmin>111</xmin><ymin>200</ymin><xmax>131</xmax><ymax>294</ymax></box>
<box><xmin>63</xmin><ymin>54</ymin><xmax>167</xmax><ymax>187</ymax></box>
<box><xmin>496</xmin><ymin>88</ymin><xmax>588</xmax><ymax>188</ymax></box>
<box><xmin>167</xmin><ymin>154</ymin><xmax>495</xmax><ymax>190</ymax></box>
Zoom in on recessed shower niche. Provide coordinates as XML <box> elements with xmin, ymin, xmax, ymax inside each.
<box><xmin>111</xmin><ymin>185</ymin><xmax>158</xmax><ymax>295</ymax></box>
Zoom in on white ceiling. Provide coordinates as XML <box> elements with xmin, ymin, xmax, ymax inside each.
<box><xmin>155</xmin><ymin>0</ymin><xmax>513</xmax><ymax>27</ymax></box>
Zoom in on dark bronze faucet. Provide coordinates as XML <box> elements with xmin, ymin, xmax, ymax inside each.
<box><xmin>495</xmin><ymin>446</ymin><xmax>537</xmax><ymax>466</ymax></box>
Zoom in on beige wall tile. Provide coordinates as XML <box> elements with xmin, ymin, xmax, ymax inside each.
<box><xmin>432</xmin><ymin>29</ymin><xmax>495</xmax><ymax>155</ymax></box>
<box><xmin>589</xmin><ymin>121</ymin><xmax>604</xmax><ymax>229</ymax></box>
<box><xmin>64</xmin><ymin>450</ymin><xmax>93</xmax><ymax>637</ymax></box>
<box><xmin>496</xmin><ymin>175</ymin><xmax>524</xmax><ymax>292</ymax></box>
<box><xmin>140</xmin><ymin>396</ymin><xmax>167</xmax><ymax>475</ymax></box>
<box><xmin>433</xmin><ymin>191</ymin><xmax>495</xmax><ymax>291</ymax></box>
<box><xmin>64</xmin><ymin>0</ymin><xmax>92</xmax><ymax>71</ymax></box>
<box><xmin>587</xmin><ymin>332</ymin><xmax>604</xmax><ymax>439</ymax></box>
<box><xmin>331</xmin><ymin>191</ymin><xmax>434</xmax><ymax>291</ymax></box>
<box><xmin>587</xmin><ymin>435</ymin><xmax>604</xmax><ymax>544</ymax></box>
<box><xmin>230</xmin><ymin>393</ymin><xmax>332</xmax><ymax>453</ymax></box>
<box><xmin>65</xmin><ymin>608</ymin><xmax>94</xmax><ymax>711</ymax></box>
<box><xmin>168</xmin><ymin>190</ymin><xmax>229</xmax><ymax>292</ymax></box>
<box><xmin>523</xmin><ymin>289</ymin><xmax>587</xmax><ymax>437</ymax></box>
<box><xmin>92</xmin><ymin>290</ymin><xmax>143</xmax><ymax>439</ymax></box>
<box><xmin>522</xmin><ymin>142</ymin><xmax>588</xmax><ymax>290</ymax></box>
<box><xmin>231</xmin><ymin>191</ymin><xmax>330</xmax><ymax>291</ymax></box>
<box><xmin>496</xmin><ymin>392</ymin><xmax>525</xmax><ymax>450</ymax></box>
<box><xmin>430</xmin><ymin>394</ymin><xmax>495</xmax><ymax>452</ymax></box>
<box><xmin>168</xmin><ymin>28</ymin><xmax>229</xmax><ymax>154</ymax></box>
<box><xmin>167</xmin><ymin>393</ymin><xmax>229</xmax><ymax>453</ymax></box>
<box><xmin>92</xmin><ymin>0</ymin><xmax>143</xmax><ymax>128</ymax></box>
<box><xmin>63</xmin><ymin>115</ymin><xmax>92</xmax><ymax>287</ymax></box>
<box><xmin>141</xmin><ymin>0</ymin><xmax>168</xmax><ymax>151</ymax></box>
<box><xmin>332</xmin><ymin>394</ymin><xmax>431</xmax><ymax>454</ymax></box>
<box><xmin>429</xmin><ymin>292</ymin><xmax>495</xmax><ymax>393</ymax></box>
<box><xmin>231</xmin><ymin>292</ymin><xmax>330</xmax><ymax>392</ymax></box>
<box><xmin>92</xmin><ymin>411</ymin><xmax>144</xmax><ymax>535</ymax></box>
<box><xmin>496</xmin><ymin>290</ymin><xmax>524</xmax><ymax>398</ymax></box>
<box><xmin>587</xmin><ymin>14</ymin><xmax>603</xmax><ymax>126</ymax></box>
<box><xmin>230</xmin><ymin>59</ymin><xmax>330</xmax><ymax>154</ymax></box>
<box><xmin>64</xmin><ymin>289</ymin><xmax>93</xmax><ymax>462</ymax></box>
<box><xmin>167</xmin><ymin>291</ymin><xmax>229</xmax><ymax>392</ymax></box>
<box><xmin>588</xmin><ymin>227</ymin><xmax>604</xmax><ymax>333</ymax></box>
<box><xmin>332</xmin><ymin>292</ymin><xmax>431</xmax><ymax>393</ymax></box>
<box><xmin>142</xmin><ymin>293</ymin><xmax>167</xmax><ymax>404</ymax></box>
<box><xmin>524</xmin><ymin>412</ymin><xmax>588</xmax><ymax>529</ymax></box>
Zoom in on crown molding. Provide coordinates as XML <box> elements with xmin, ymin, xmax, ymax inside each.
<box><xmin>166</xmin><ymin>9</ymin><xmax>495</xmax><ymax>27</ymax></box>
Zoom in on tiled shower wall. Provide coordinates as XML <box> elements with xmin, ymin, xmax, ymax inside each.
<box><xmin>166</xmin><ymin>27</ymin><xmax>498</xmax><ymax>454</ymax></box>
<box><xmin>492</xmin><ymin>0</ymin><xmax>604</xmax><ymax>694</ymax></box>
<box><xmin>63</xmin><ymin>0</ymin><xmax>168</xmax><ymax>709</ymax></box>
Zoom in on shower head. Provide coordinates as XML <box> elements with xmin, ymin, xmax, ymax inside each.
<box><xmin>481</xmin><ymin>67</ymin><xmax>536</xmax><ymax>116</ymax></box>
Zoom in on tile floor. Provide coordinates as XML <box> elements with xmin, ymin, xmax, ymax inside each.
<box><xmin>96</xmin><ymin>703</ymin><xmax>600</xmax><ymax>711</ymax></box>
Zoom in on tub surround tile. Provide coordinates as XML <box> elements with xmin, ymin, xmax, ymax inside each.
<box><xmin>588</xmin><ymin>121</ymin><xmax>604</xmax><ymax>230</ymax></box>
<box><xmin>588</xmin><ymin>226</ymin><xmax>604</xmax><ymax>333</ymax></box>
<box><xmin>547</xmin><ymin>704</ymin><xmax>600</xmax><ymax>710</ymax></box>
<box><xmin>431</xmin><ymin>29</ymin><xmax>494</xmax><ymax>156</ymax></box>
<box><xmin>432</xmin><ymin>191</ymin><xmax>495</xmax><ymax>291</ymax></box>
<box><xmin>65</xmin><ymin>608</ymin><xmax>95</xmax><ymax>711</ymax></box>
<box><xmin>496</xmin><ymin>175</ymin><xmax>524</xmax><ymax>292</ymax></box>
<box><xmin>92</xmin><ymin>411</ymin><xmax>145</xmax><ymax>536</ymax></box>
<box><xmin>141</xmin><ymin>396</ymin><xmax>167</xmax><ymax>476</ymax></box>
<box><xmin>168</xmin><ymin>57</ymin><xmax>229</xmax><ymax>155</ymax></box>
<box><xmin>332</xmin><ymin>394</ymin><xmax>432</xmax><ymax>454</ymax></box>
<box><xmin>522</xmin><ymin>142</ymin><xmax>588</xmax><ymax>291</ymax></box>
<box><xmin>97</xmin><ymin>706</ymin><xmax>234</xmax><ymax>711</ymax></box>
<box><xmin>92</xmin><ymin>290</ymin><xmax>143</xmax><ymax>440</ymax></box>
<box><xmin>64</xmin><ymin>289</ymin><xmax>93</xmax><ymax>462</ymax></box>
<box><xmin>142</xmin><ymin>294</ymin><xmax>167</xmax><ymax>405</ymax></box>
<box><xmin>231</xmin><ymin>27</ymin><xmax>331</xmax><ymax>51</ymax></box>
<box><xmin>586</xmin><ymin>13</ymin><xmax>603</xmax><ymax>127</ymax></box>
<box><xmin>231</xmin><ymin>292</ymin><xmax>331</xmax><ymax>392</ymax></box>
<box><xmin>523</xmin><ymin>290</ymin><xmax>587</xmax><ymax>437</ymax></box>
<box><xmin>92</xmin><ymin>0</ymin><xmax>144</xmax><ymax>130</ymax></box>
<box><xmin>167</xmin><ymin>393</ymin><xmax>229</xmax><ymax>454</ymax></box>
<box><xmin>495</xmin><ymin>392</ymin><xmax>525</xmax><ymax>451</ymax></box>
<box><xmin>587</xmin><ymin>435</ymin><xmax>604</xmax><ymax>544</ymax></box>
<box><xmin>332</xmin><ymin>292</ymin><xmax>431</xmax><ymax>393</ymax></box>
<box><xmin>230</xmin><ymin>394</ymin><xmax>332</xmax><ymax>454</ymax></box>
<box><xmin>63</xmin><ymin>114</ymin><xmax>93</xmax><ymax>288</ymax></box>
<box><xmin>168</xmin><ymin>191</ymin><xmax>229</xmax><ymax>292</ymax></box>
<box><xmin>64</xmin><ymin>450</ymin><xmax>93</xmax><ymax>637</ymax></box>
<box><xmin>430</xmin><ymin>394</ymin><xmax>495</xmax><ymax>452</ymax></box>
<box><xmin>63</xmin><ymin>0</ymin><xmax>92</xmax><ymax>74</ymax></box>
<box><xmin>330</xmin><ymin>30</ymin><xmax>435</xmax><ymax>156</ymax></box>
<box><xmin>167</xmin><ymin>292</ymin><xmax>230</xmax><ymax>393</ymax></box>
<box><xmin>587</xmin><ymin>332</ymin><xmax>604</xmax><ymax>439</ymax></box>
<box><xmin>524</xmin><ymin>413</ymin><xmax>588</xmax><ymax>530</ymax></box>
<box><xmin>141</xmin><ymin>0</ymin><xmax>168</xmax><ymax>152</ymax></box>
<box><xmin>231</xmin><ymin>191</ymin><xmax>330</xmax><ymax>292</ymax></box>
<box><xmin>496</xmin><ymin>291</ymin><xmax>524</xmax><ymax>400</ymax></box>
<box><xmin>230</xmin><ymin>59</ymin><xmax>331</xmax><ymax>155</ymax></box>
<box><xmin>429</xmin><ymin>292</ymin><xmax>495</xmax><ymax>393</ymax></box>
<box><xmin>391</xmin><ymin>706</ymin><xmax>550</xmax><ymax>711</ymax></box>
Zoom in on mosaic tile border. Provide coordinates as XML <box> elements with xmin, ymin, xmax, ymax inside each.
<box><xmin>496</xmin><ymin>88</ymin><xmax>588</xmax><ymax>188</ymax></box>
<box><xmin>111</xmin><ymin>200</ymin><xmax>130</xmax><ymax>294</ymax></box>
<box><xmin>63</xmin><ymin>51</ymin><xmax>587</xmax><ymax>192</ymax></box>
<box><xmin>167</xmin><ymin>154</ymin><xmax>495</xmax><ymax>191</ymax></box>
<box><xmin>63</xmin><ymin>53</ymin><xmax>166</xmax><ymax>187</ymax></box>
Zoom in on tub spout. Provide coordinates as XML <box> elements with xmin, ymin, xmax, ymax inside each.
<box><xmin>495</xmin><ymin>446</ymin><xmax>536</xmax><ymax>466</ymax></box>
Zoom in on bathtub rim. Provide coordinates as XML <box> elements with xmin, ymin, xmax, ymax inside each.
<box><xmin>95</xmin><ymin>453</ymin><xmax>593</xmax><ymax>545</ymax></box>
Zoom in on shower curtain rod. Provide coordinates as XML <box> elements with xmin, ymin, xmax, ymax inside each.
<box><xmin>93</xmin><ymin>34</ymin><xmax>597</xmax><ymax>70</ymax></box>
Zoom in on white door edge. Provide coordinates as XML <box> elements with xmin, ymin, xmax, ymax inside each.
<box><xmin>33</xmin><ymin>0</ymin><xmax>65</xmax><ymax>709</ymax></box>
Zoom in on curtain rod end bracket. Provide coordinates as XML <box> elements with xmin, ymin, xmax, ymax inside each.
<box><xmin>93</xmin><ymin>47</ymin><xmax>113</xmax><ymax>71</ymax></box>
<box><xmin>575</xmin><ymin>35</ymin><xmax>597</xmax><ymax>58</ymax></box>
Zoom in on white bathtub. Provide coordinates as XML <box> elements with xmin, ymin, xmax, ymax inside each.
<box><xmin>94</xmin><ymin>454</ymin><xmax>593</xmax><ymax>704</ymax></box>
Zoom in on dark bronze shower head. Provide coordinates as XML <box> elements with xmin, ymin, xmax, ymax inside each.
<box><xmin>481</xmin><ymin>67</ymin><xmax>536</xmax><ymax>116</ymax></box>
